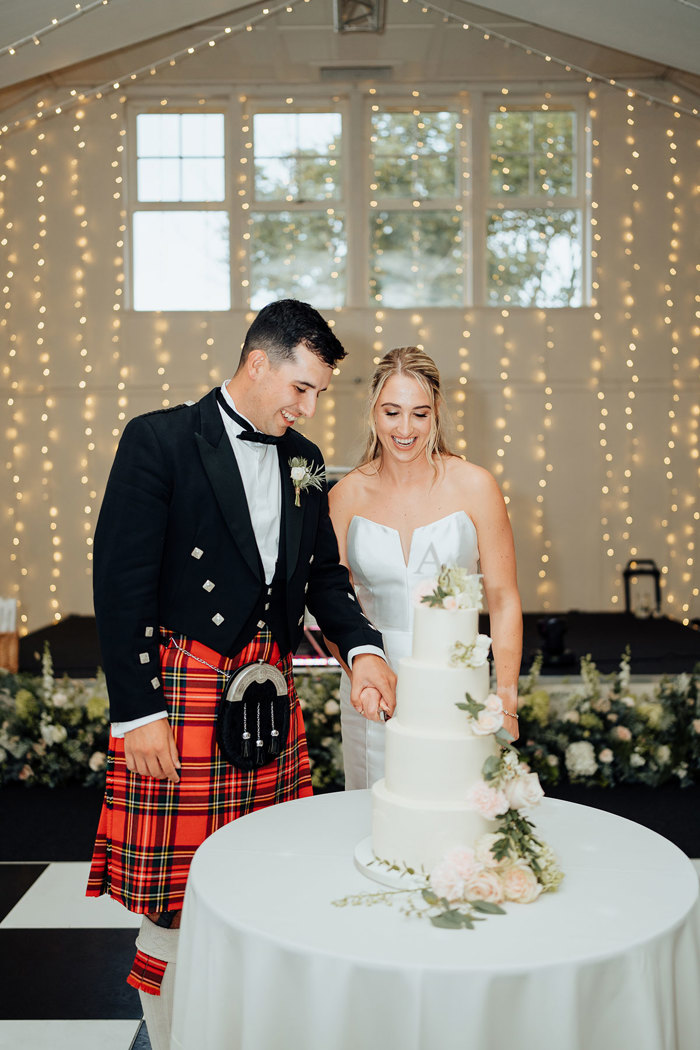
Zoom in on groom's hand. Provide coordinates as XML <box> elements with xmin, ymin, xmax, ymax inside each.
<box><xmin>124</xmin><ymin>719</ymin><xmax>181</xmax><ymax>783</ymax></box>
<box><xmin>350</xmin><ymin>654</ymin><xmax>396</xmax><ymax>722</ymax></box>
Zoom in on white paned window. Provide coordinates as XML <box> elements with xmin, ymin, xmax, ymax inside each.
<box><xmin>127</xmin><ymin>95</ymin><xmax>588</xmax><ymax>312</ymax></box>
<box><xmin>130</xmin><ymin>110</ymin><xmax>230</xmax><ymax>311</ymax></box>
<box><xmin>368</xmin><ymin>107</ymin><xmax>464</xmax><ymax>308</ymax></box>
<box><xmin>484</xmin><ymin>104</ymin><xmax>585</xmax><ymax>308</ymax></box>
<box><xmin>247</xmin><ymin>109</ymin><xmax>346</xmax><ymax>310</ymax></box>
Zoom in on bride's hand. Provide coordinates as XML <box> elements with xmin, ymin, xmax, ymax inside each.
<box><xmin>354</xmin><ymin>686</ymin><xmax>387</xmax><ymax>722</ymax></box>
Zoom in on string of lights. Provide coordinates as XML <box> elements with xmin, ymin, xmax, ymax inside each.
<box><xmin>405</xmin><ymin>0</ymin><xmax>700</xmax><ymax>119</ymax></box>
<box><xmin>0</xmin><ymin>0</ymin><xmax>113</xmax><ymax>60</ymax></box>
<box><xmin>0</xmin><ymin>0</ymin><xmax>306</xmax><ymax>140</ymax></box>
<box><xmin>68</xmin><ymin>109</ymin><xmax>98</xmax><ymax>585</ymax></box>
<box><xmin>2</xmin><ymin>185</ymin><xmax>26</xmax><ymax>621</ymax></box>
<box><xmin>534</xmin><ymin>312</ymin><xmax>555</xmax><ymax>610</ymax></box>
<box><xmin>616</xmin><ymin>91</ymin><xmax>642</xmax><ymax>610</ymax></box>
<box><xmin>586</xmin><ymin>92</ymin><xmax>619</xmax><ymax>607</ymax></box>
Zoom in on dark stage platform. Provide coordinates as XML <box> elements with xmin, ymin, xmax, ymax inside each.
<box><xmin>17</xmin><ymin>610</ymin><xmax>700</xmax><ymax>678</ymax></box>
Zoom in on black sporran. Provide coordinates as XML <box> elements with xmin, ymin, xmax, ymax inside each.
<box><xmin>216</xmin><ymin>661</ymin><xmax>291</xmax><ymax>771</ymax></box>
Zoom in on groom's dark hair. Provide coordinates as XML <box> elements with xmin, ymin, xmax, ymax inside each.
<box><xmin>238</xmin><ymin>298</ymin><xmax>347</xmax><ymax>370</ymax></box>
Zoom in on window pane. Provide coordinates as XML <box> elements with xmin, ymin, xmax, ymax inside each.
<box><xmin>180</xmin><ymin>113</ymin><xmax>224</xmax><ymax>157</ymax></box>
<box><xmin>132</xmin><ymin>211</ymin><xmax>230</xmax><ymax>311</ymax></box>
<box><xmin>136</xmin><ymin>113</ymin><xmax>225</xmax><ymax>201</ymax></box>
<box><xmin>137</xmin><ymin>158</ymin><xmax>181</xmax><ymax>202</ymax></box>
<box><xmin>253</xmin><ymin>113</ymin><xmax>342</xmax><ymax>202</ymax></box>
<box><xmin>533</xmin><ymin>111</ymin><xmax>574</xmax><ymax>154</ymax></box>
<box><xmin>369</xmin><ymin>210</ymin><xmax>464</xmax><ymax>307</ymax></box>
<box><xmin>372</xmin><ymin>110</ymin><xmax>459</xmax><ymax>198</ymax></box>
<box><xmin>486</xmin><ymin>208</ymin><xmax>581</xmax><ymax>307</ymax></box>
<box><xmin>249</xmin><ymin>211</ymin><xmax>346</xmax><ymax>309</ymax></box>
<box><xmin>489</xmin><ymin>110</ymin><xmax>576</xmax><ymax>199</ymax></box>
<box><xmin>296</xmin><ymin>157</ymin><xmax>342</xmax><ymax>201</ymax></box>
<box><xmin>536</xmin><ymin>154</ymin><xmax>574</xmax><ymax>196</ymax></box>
<box><xmin>255</xmin><ymin>157</ymin><xmax>294</xmax><ymax>200</ymax></box>
<box><xmin>137</xmin><ymin>114</ymin><xmax>180</xmax><ymax>157</ymax></box>
<box><xmin>488</xmin><ymin>111</ymin><xmax>531</xmax><ymax>152</ymax></box>
<box><xmin>181</xmin><ymin>158</ymin><xmax>225</xmax><ymax>201</ymax></box>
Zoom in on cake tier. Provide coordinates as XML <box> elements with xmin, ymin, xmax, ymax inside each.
<box><xmin>384</xmin><ymin>719</ymin><xmax>495</xmax><ymax>801</ymax></box>
<box><xmin>411</xmin><ymin>604</ymin><xmax>478</xmax><ymax>664</ymax></box>
<box><xmin>395</xmin><ymin>659</ymin><xmax>489</xmax><ymax>734</ymax></box>
<box><xmin>372</xmin><ymin>779</ymin><xmax>494</xmax><ymax>873</ymax></box>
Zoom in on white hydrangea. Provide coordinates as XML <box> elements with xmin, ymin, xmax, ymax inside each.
<box><xmin>564</xmin><ymin>740</ymin><xmax>597</xmax><ymax>778</ymax></box>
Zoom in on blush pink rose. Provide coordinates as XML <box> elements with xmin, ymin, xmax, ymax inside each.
<box><xmin>503</xmin><ymin>771</ymin><xmax>544</xmax><ymax>810</ymax></box>
<box><xmin>465</xmin><ymin>869</ymin><xmax>505</xmax><ymax>904</ymax></box>
<box><xmin>466</xmin><ymin>780</ymin><xmax>510</xmax><ymax>819</ymax></box>
<box><xmin>429</xmin><ymin>859</ymin><xmax>466</xmax><ymax>902</ymax></box>
<box><xmin>614</xmin><ymin>725</ymin><xmax>632</xmax><ymax>741</ymax></box>
<box><xmin>484</xmin><ymin>693</ymin><xmax>504</xmax><ymax>714</ymax></box>
<box><xmin>502</xmin><ymin>862</ymin><xmax>542</xmax><ymax>903</ymax></box>
<box><xmin>442</xmin><ymin>846</ymin><xmax>479</xmax><ymax>881</ymax></box>
<box><xmin>474</xmin><ymin>833</ymin><xmax>504</xmax><ymax>869</ymax></box>
<box><xmin>443</xmin><ymin>595</ymin><xmax>458</xmax><ymax>611</ymax></box>
<box><xmin>599</xmin><ymin>748</ymin><xmax>614</xmax><ymax>763</ymax></box>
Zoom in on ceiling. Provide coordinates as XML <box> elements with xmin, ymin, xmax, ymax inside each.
<box><xmin>0</xmin><ymin>0</ymin><xmax>697</xmax><ymax>102</ymax></box>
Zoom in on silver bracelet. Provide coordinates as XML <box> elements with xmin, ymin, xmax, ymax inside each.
<box><xmin>506</xmin><ymin>711</ymin><xmax>519</xmax><ymax>720</ymax></box>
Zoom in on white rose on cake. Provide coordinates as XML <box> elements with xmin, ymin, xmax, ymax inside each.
<box><xmin>471</xmin><ymin>695</ymin><xmax>504</xmax><ymax>736</ymax></box>
<box><xmin>503</xmin><ymin>770</ymin><xmax>544</xmax><ymax>810</ymax></box>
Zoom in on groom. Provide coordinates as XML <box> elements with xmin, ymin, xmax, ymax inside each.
<box><xmin>86</xmin><ymin>299</ymin><xmax>396</xmax><ymax>1050</ymax></box>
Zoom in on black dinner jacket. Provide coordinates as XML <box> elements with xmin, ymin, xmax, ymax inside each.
<box><xmin>93</xmin><ymin>387</ymin><xmax>384</xmax><ymax>723</ymax></box>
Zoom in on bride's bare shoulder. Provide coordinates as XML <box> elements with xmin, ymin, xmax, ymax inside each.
<box><xmin>329</xmin><ymin>463</ymin><xmax>379</xmax><ymax>513</ymax></box>
<box><xmin>444</xmin><ymin>455</ymin><xmax>501</xmax><ymax>495</ymax></box>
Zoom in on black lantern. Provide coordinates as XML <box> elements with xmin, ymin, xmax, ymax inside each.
<box><xmin>623</xmin><ymin>559</ymin><xmax>661</xmax><ymax>618</ymax></box>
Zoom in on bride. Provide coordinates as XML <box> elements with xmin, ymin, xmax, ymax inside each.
<box><xmin>328</xmin><ymin>346</ymin><xmax>522</xmax><ymax>790</ymax></box>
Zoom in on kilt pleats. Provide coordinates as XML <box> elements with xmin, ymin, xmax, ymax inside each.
<box><xmin>86</xmin><ymin>628</ymin><xmax>312</xmax><ymax>913</ymax></box>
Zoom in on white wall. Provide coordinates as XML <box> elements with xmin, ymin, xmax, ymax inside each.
<box><xmin>1</xmin><ymin>66</ymin><xmax>698</xmax><ymax>632</ymax></box>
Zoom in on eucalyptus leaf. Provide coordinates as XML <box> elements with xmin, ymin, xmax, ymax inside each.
<box><xmin>430</xmin><ymin>909</ymin><xmax>466</xmax><ymax>929</ymax></box>
<box><xmin>471</xmin><ymin>900</ymin><xmax>506</xmax><ymax>915</ymax></box>
<box><xmin>421</xmin><ymin>888</ymin><xmax>439</xmax><ymax>906</ymax></box>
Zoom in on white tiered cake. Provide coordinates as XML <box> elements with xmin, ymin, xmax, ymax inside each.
<box><xmin>372</xmin><ymin>599</ymin><xmax>497</xmax><ymax>873</ymax></box>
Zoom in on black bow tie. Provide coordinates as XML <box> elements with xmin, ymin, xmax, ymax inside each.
<box><xmin>216</xmin><ymin>389</ymin><xmax>281</xmax><ymax>445</ymax></box>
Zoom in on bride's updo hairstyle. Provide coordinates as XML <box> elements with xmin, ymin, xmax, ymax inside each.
<box><xmin>359</xmin><ymin>346</ymin><xmax>453</xmax><ymax>471</ymax></box>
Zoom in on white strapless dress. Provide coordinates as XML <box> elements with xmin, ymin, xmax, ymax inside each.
<box><xmin>339</xmin><ymin>510</ymin><xmax>480</xmax><ymax>789</ymax></box>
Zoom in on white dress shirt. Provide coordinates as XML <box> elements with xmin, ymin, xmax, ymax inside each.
<box><xmin>112</xmin><ymin>384</ymin><xmax>383</xmax><ymax>737</ymax></box>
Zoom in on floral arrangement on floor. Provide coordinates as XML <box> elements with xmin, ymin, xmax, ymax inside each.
<box><xmin>517</xmin><ymin>650</ymin><xmax>700</xmax><ymax>789</ymax></box>
<box><xmin>333</xmin><ymin>694</ymin><xmax>563</xmax><ymax>928</ymax></box>
<box><xmin>0</xmin><ymin>644</ymin><xmax>109</xmax><ymax>788</ymax></box>
<box><xmin>417</xmin><ymin>566</ymin><xmax>483</xmax><ymax>609</ymax></box>
<box><xmin>2</xmin><ymin>643</ymin><xmax>698</xmax><ymax>794</ymax></box>
<box><xmin>294</xmin><ymin>672</ymin><xmax>344</xmax><ymax>791</ymax></box>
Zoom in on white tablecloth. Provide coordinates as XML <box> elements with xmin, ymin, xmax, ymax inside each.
<box><xmin>171</xmin><ymin>792</ymin><xmax>700</xmax><ymax>1050</ymax></box>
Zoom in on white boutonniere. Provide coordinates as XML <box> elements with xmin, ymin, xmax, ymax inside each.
<box><xmin>289</xmin><ymin>456</ymin><xmax>325</xmax><ymax>507</ymax></box>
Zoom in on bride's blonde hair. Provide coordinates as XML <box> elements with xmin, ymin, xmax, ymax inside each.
<box><xmin>358</xmin><ymin>346</ymin><xmax>453</xmax><ymax>471</ymax></box>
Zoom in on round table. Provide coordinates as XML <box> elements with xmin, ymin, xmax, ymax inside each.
<box><xmin>171</xmin><ymin>791</ymin><xmax>700</xmax><ymax>1050</ymax></box>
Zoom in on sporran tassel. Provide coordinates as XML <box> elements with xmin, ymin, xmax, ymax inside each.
<box><xmin>269</xmin><ymin>700</ymin><xmax>280</xmax><ymax>756</ymax></box>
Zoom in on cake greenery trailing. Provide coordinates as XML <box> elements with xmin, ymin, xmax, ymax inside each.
<box><xmin>334</xmin><ymin>693</ymin><xmax>563</xmax><ymax>928</ymax></box>
<box><xmin>418</xmin><ymin>565</ymin><xmax>483</xmax><ymax>609</ymax></box>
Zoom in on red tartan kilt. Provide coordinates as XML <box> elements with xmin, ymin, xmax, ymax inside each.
<box><xmin>86</xmin><ymin>628</ymin><xmax>312</xmax><ymax>914</ymax></box>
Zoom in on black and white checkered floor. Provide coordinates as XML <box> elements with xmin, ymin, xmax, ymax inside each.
<box><xmin>0</xmin><ymin>787</ymin><xmax>151</xmax><ymax>1050</ymax></box>
<box><xmin>0</xmin><ymin>861</ymin><xmax>150</xmax><ymax>1049</ymax></box>
<box><xmin>1</xmin><ymin>787</ymin><xmax>699</xmax><ymax>1050</ymax></box>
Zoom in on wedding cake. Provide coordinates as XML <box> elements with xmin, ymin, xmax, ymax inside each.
<box><xmin>372</xmin><ymin>572</ymin><xmax>500</xmax><ymax>872</ymax></box>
